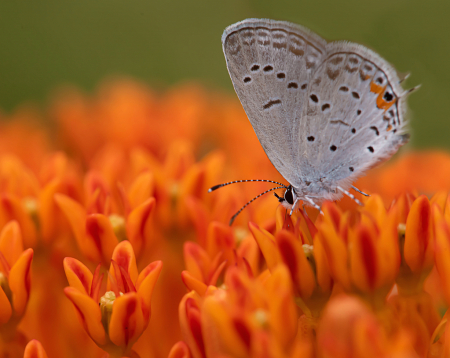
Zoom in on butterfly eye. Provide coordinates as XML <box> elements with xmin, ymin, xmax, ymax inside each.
<box><xmin>284</xmin><ymin>187</ymin><xmax>294</xmax><ymax>205</ymax></box>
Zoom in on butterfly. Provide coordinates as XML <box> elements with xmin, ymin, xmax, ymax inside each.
<box><xmin>209</xmin><ymin>19</ymin><xmax>418</xmax><ymax>225</ymax></box>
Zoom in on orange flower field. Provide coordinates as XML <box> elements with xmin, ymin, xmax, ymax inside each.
<box><xmin>1</xmin><ymin>79</ymin><xmax>450</xmax><ymax>358</ymax></box>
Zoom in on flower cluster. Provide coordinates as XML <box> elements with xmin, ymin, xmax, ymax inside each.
<box><xmin>0</xmin><ymin>79</ymin><xmax>449</xmax><ymax>357</ymax></box>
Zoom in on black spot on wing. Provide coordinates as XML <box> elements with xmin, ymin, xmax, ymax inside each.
<box><xmin>263</xmin><ymin>99</ymin><xmax>282</xmax><ymax>110</ymax></box>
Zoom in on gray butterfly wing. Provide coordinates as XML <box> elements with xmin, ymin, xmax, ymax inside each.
<box><xmin>222</xmin><ymin>19</ymin><xmax>326</xmax><ymax>186</ymax></box>
<box><xmin>300</xmin><ymin>41</ymin><xmax>409</xmax><ymax>186</ymax></box>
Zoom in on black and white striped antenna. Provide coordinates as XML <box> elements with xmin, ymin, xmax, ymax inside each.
<box><xmin>208</xmin><ymin>179</ymin><xmax>288</xmax><ymax>225</ymax></box>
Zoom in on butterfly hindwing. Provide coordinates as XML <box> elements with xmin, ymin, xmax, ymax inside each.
<box><xmin>300</xmin><ymin>41</ymin><xmax>409</xmax><ymax>184</ymax></box>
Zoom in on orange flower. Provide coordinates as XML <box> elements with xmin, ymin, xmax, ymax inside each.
<box><xmin>173</xmin><ymin>265</ymin><xmax>301</xmax><ymax>358</ymax></box>
<box><xmin>249</xmin><ymin>206</ymin><xmax>332</xmax><ymax>318</ymax></box>
<box><xmin>55</xmin><ymin>171</ymin><xmax>156</xmax><ymax>266</ymax></box>
<box><xmin>317</xmin><ymin>295</ymin><xmax>418</xmax><ymax>358</ymax></box>
<box><xmin>0</xmin><ymin>221</ymin><xmax>33</xmax><ymax>339</ymax></box>
<box><xmin>1</xmin><ymin>79</ymin><xmax>450</xmax><ymax>358</ymax></box>
<box><xmin>63</xmin><ymin>240</ymin><xmax>162</xmax><ymax>356</ymax></box>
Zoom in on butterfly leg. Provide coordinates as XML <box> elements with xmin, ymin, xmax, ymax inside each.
<box><xmin>304</xmin><ymin>196</ymin><xmax>324</xmax><ymax>214</ymax></box>
<box><xmin>338</xmin><ymin>186</ymin><xmax>363</xmax><ymax>206</ymax></box>
<box><xmin>289</xmin><ymin>198</ymin><xmax>301</xmax><ymax>216</ymax></box>
<box><xmin>351</xmin><ymin>186</ymin><xmax>370</xmax><ymax>197</ymax></box>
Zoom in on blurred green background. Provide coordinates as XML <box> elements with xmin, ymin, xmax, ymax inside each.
<box><xmin>0</xmin><ymin>0</ymin><xmax>448</xmax><ymax>148</ymax></box>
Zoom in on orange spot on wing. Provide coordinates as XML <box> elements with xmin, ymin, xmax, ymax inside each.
<box><xmin>376</xmin><ymin>95</ymin><xmax>396</xmax><ymax>111</ymax></box>
<box><xmin>370</xmin><ymin>81</ymin><xmax>385</xmax><ymax>94</ymax></box>
<box><xmin>370</xmin><ymin>81</ymin><xmax>397</xmax><ymax>111</ymax></box>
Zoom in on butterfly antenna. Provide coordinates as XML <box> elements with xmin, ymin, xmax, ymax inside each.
<box><xmin>208</xmin><ymin>179</ymin><xmax>287</xmax><ymax>192</ymax></box>
<box><xmin>229</xmin><ymin>186</ymin><xmax>285</xmax><ymax>226</ymax></box>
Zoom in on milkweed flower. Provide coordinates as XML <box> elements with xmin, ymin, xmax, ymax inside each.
<box><xmin>0</xmin><ymin>221</ymin><xmax>33</xmax><ymax>341</ymax></box>
<box><xmin>173</xmin><ymin>265</ymin><xmax>303</xmax><ymax>358</ymax></box>
<box><xmin>0</xmin><ymin>80</ymin><xmax>450</xmax><ymax>357</ymax></box>
<box><xmin>63</xmin><ymin>240</ymin><xmax>162</xmax><ymax>356</ymax></box>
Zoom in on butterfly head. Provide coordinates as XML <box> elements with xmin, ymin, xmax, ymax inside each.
<box><xmin>274</xmin><ymin>184</ymin><xmax>298</xmax><ymax>210</ymax></box>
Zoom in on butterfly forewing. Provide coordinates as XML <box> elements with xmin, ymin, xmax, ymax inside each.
<box><xmin>301</xmin><ymin>42</ymin><xmax>409</xmax><ymax>183</ymax></box>
<box><xmin>222</xmin><ymin>19</ymin><xmax>326</xmax><ymax>187</ymax></box>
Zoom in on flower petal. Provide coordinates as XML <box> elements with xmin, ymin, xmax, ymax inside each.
<box><xmin>136</xmin><ymin>260</ymin><xmax>163</xmax><ymax>323</ymax></box>
<box><xmin>0</xmin><ymin>194</ymin><xmax>37</xmax><ymax>248</ymax></box>
<box><xmin>249</xmin><ymin>222</ymin><xmax>280</xmax><ymax>272</ymax></box>
<box><xmin>168</xmin><ymin>341</ymin><xmax>191</xmax><ymax>358</ymax></box>
<box><xmin>111</xmin><ymin>240</ymin><xmax>138</xmax><ymax>285</ymax></box>
<box><xmin>184</xmin><ymin>242</ymin><xmax>210</xmax><ymax>282</ymax></box>
<box><xmin>181</xmin><ymin>270</ymin><xmax>208</xmax><ymax>296</ymax></box>
<box><xmin>64</xmin><ymin>286</ymin><xmax>106</xmax><ymax>345</ymax></box>
<box><xmin>350</xmin><ymin>223</ymin><xmax>379</xmax><ymax>292</ymax></box>
<box><xmin>23</xmin><ymin>339</ymin><xmax>49</xmax><ymax>358</ymax></box>
<box><xmin>276</xmin><ymin>230</ymin><xmax>315</xmax><ymax>299</ymax></box>
<box><xmin>55</xmin><ymin>194</ymin><xmax>101</xmax><ymax>262</ymax></box>
<box><xmin>86</xmin><ymin>213</ymin><xmax>119</xmax><ymax>265</ymax></box>
<box><xmin>0</xmin><ymin>221</ymin><xmax>23</xmax><ymax>267</ymax></box>
<box><xmin>126</xmin><ymin>197</ymin><xmax>156</xmax><ymax>254</ymax></box>
<box><xmin>0</xmin><ymin>285</ymin><xmax>12</xmax><ymax>324</ymax></box>
<box><xmin>127</xmin><ymin>171</ymin><xmax>154</xmax><ymax>209</ymax></box>
<box><xmin>179</xmin><ymin>293</ymin><xmax>206</xmax><ymax>358</ymax></box>
<box><xmin>405</xmin><ymin>195</ymin><xmax>433</xmax><ymax>272</ymax></box>
<box><xmin>9</xmin><ymin>248</ymin><xmax>33</xmax><ymax>316</ymax></box>
<box><xmin>264</xmin><ymin>265</ymin><xmax>297</xmax><ymax>347</ymax></box>
<box><xmin>63</xmin><ymin>257</ymin><xmax>93</xmax><ymax>295</ymax></box>
<box><xmin>435</xmin><ymin>221</ymin><xmax>450</xmax><ymax>305</ymax></box>
<box><xmin>109</xmin><ymin>292</ymin><xmax>145</xmax><ymax>348</ymax></box>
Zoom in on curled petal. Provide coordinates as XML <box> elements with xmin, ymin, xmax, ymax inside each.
<box><xmin>55</xmin><ymin>194</ymin><xmax>100</xmax><ymax>262</ymax></box>
<box><xmin>64</xmin><ymin>287</ymin><xmax>106</xmax><ymax>345</ymax></box>
<box><xmin>9</xmin><ymin>248</ymin><xmax>33</xmax><ymax>316</ymax></box>
<box><xmin>63</xmin><ymin>257</ymin><xmax>93</xmax><ymax>295</ymax></box>
<box><xmin>38</xmin><ymin>178</ymin><xmax>64</xmax><ymax>243</ymax></box>
<box><xmin>430</xmin><ymin>191</ymin><xmax>448</xmax><ymax>212</ymax></box>
<box><xmin>0</xmin><ymin>286</ymin><xmax>12</xmax><ymax>324</ymax></box>
<box><xmin>136</xmin><ymin>260</ymin><xmax>163</xmax><ymax>323</ymax></box>
<box><xmin>320</xmin><ymin>202</ymin><xmax>342</xmax><ymax>233</ymax></box>
<box><xmin>109</xmin><ymin>292</ymin><xmax>145</xmax><ymax>348</ymax></box>
<box><xmin>126</xmin><ymin>197</ymin><xmax>156</xmax><ymax>254</ymax></box>
<box><xmin>435</xmin><ymin>222</ymin><xmax>450</xmax><ymax>304</ymax></box>
<box><xmin>184</xmin><ymin>242</ymin><xmax>210</xmax><ymax>282</ymax></box>
<box><xmin>84</xmin><ymin>171</ymin><xmax>110</xmax><ymax>215</ymax></box>
<box><xmin>179</xmin><ymin>293</ymin><xmax>207</xmax><ymax>358</ymax></box>
<box><xmin>249</xmin><ymin>222</ymin><xmax>280</xmax><ymax>272</ymax></box>
<box><xmin>0</xmin><ymin>195</ymin><xmax>37</xmax><ymax>248</ymax></box>
<box><xmin>350</xmin><ymin>224</ymin><xmax>379</xmax><ymax>292</ymax></box>
<box><xmin>23</xmin><ymin>339</ymin><xmax>49</xmax><ymax>358</ymax></box>
<box><xmin>316</xmin><ymin>225</ymin><xmax>351</xmax><ymax>290</ymax></box>
<box><xmin>265</xmin><ymin>265</ymin><xmax>297</xmax><ymax>347</ymax></box>
<box><xmin>206</xmin><ymin>222</ymin><xmax>235</xmax><ymax>266</ymax></box>
<box><xmin>127</xmin><ymin>171</ymin><xmax>154</xmax><ymax>209</ymax></box>
<box><xmin>0</xmin><ymin>221</ymin><xmax>23</xmax><ymax>267</ymax></box>
<box><xmin>86</xmin><ymin>214</ymin><xmax>119</xmax><ymax>265</ymax></box>
<box><xmin>405</xmin><ymin>195</ymin><xmax>433</xmax><ymax>272</ymax></box>
<box><xmin>276</xmin><ymin>230</ymin><xmax>315</xmax><ymax>299</ymax></box>
<box><xmin>168</xmin><ymin>341</ymin><xmax>191</xmax><ymax>358</ymax></box>
<box><xmin>201</xmin><ymin>295</ymin><xmax>249</xmax><ymax>358</ymax></box>
<box><xmin>362</xmin><ymin>194</ymin><xmax>387</xmax><ymax>225</ymax></box>
<box><xmin>313</xmin><ymin>236</ymin><xmax>333</xmax><ymax>294</ymax></box>
<box><xmin>181</xmin><ymin>270</ymin><xmax>208</xmax><ymax>296</ymax></box>
<box><xmin>111</xmin><ymin>240</ymin><xmax>138</xmax><ymax>284</ymax></box>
